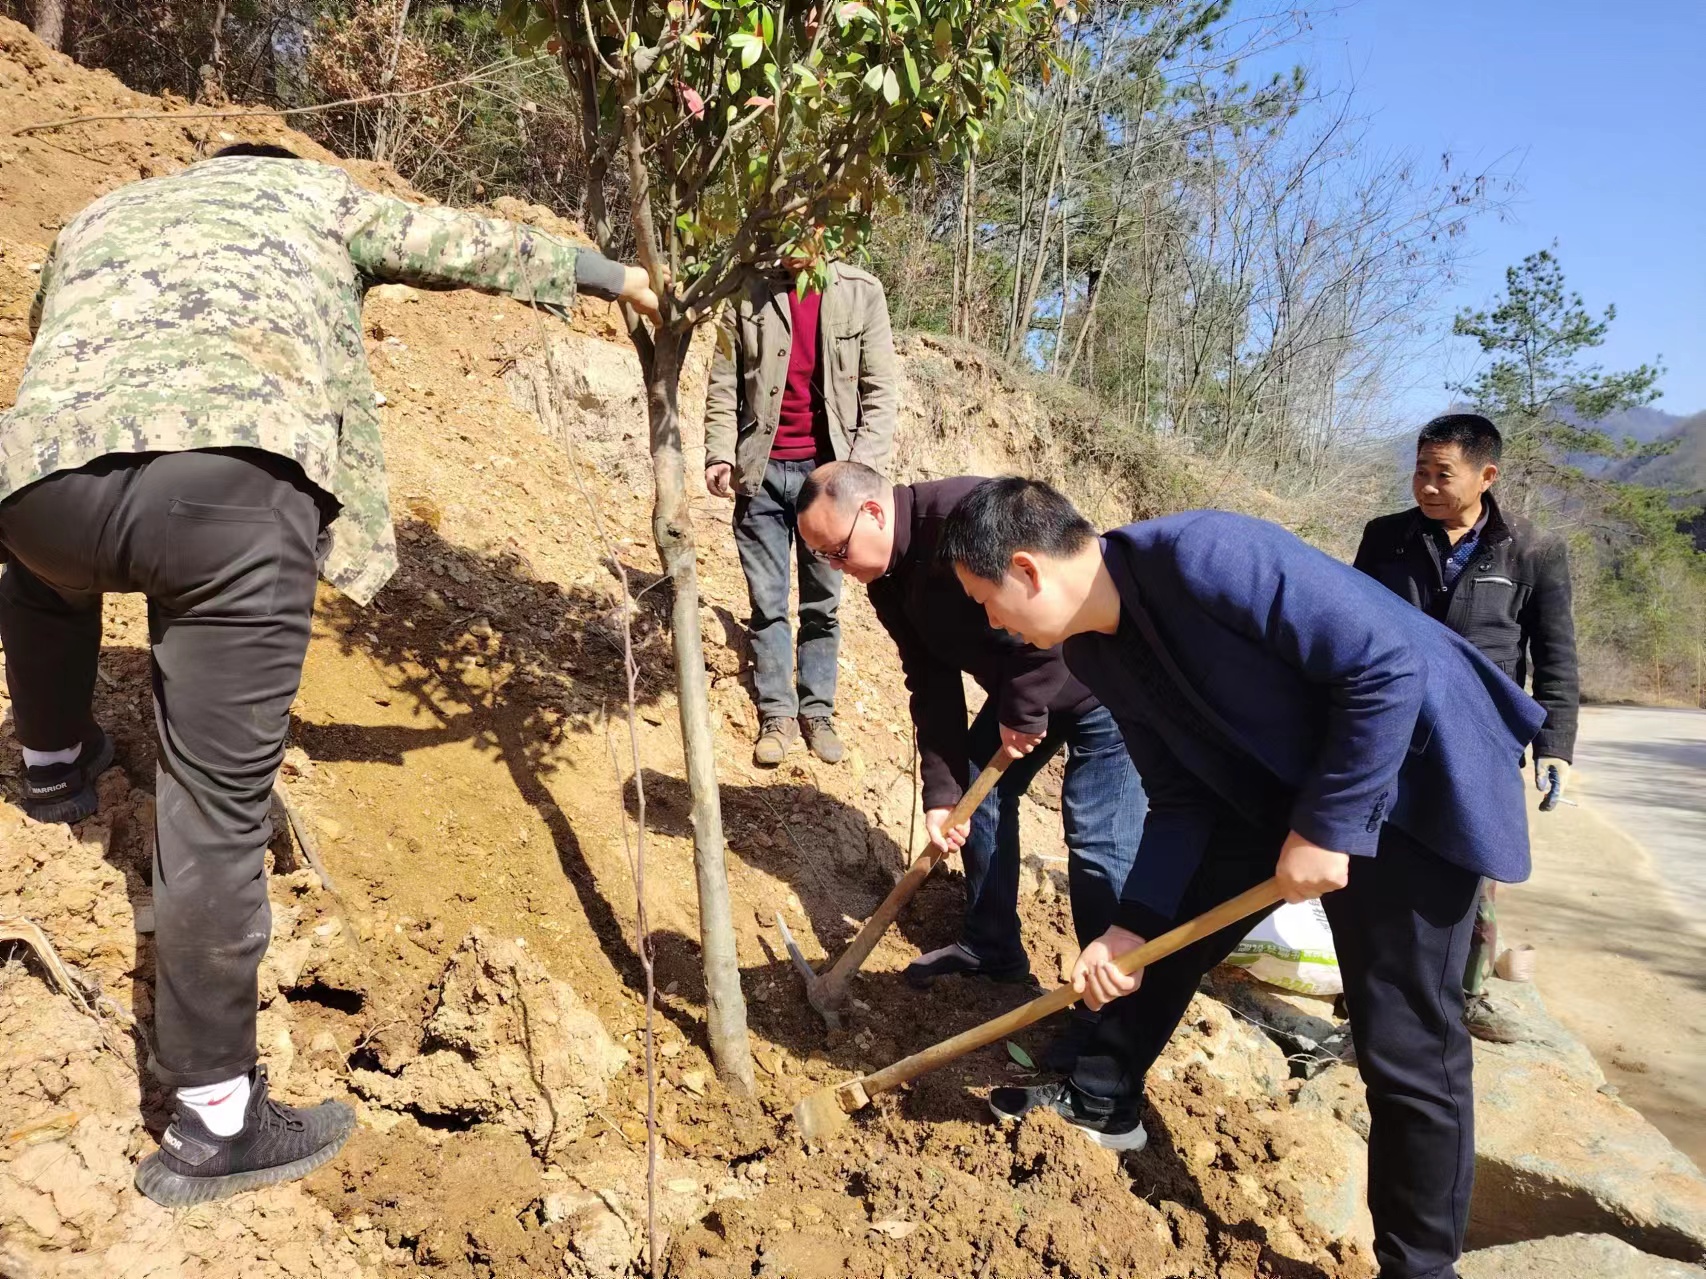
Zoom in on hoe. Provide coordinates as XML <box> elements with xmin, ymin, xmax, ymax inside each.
<box><xmin>793</xmin><ymin>877</ymin><xmax>1285</xmax><ymax>1142</ymax></box>
<box><xmin>777</xmin><ymin>753</ymin><xmax>1012</xmax><ymax>1029</ymax></box>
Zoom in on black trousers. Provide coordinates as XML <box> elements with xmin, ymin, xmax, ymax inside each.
<box><xmin>0</xmin><ymin>449</ymin><xmax>328</xmax><ymax>1088</ymax></box>
<box><xmin>1075</xmin><ymin>826</ymin><xmax>1480</xmax><ymax>1279</ymax></box>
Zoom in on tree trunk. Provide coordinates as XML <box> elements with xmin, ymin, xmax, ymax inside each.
<box><xmin>644</xmin><ymin>328</ymin><xmax>755</xmax><ymax>1094</ymax></box>
<box><xmin>372</xmin><ymin>0</ymin><xmax>413</xmax><ymax>165</ymax></box>
<box><xmin>32</xmin><ymin>0</ymin><xmax>64</xmax><ymax>50</ymax></box>
<box><xmin>1049</xmin><ymin>198</ymin><xmax>1069</xmax><ymax>373</ymax></box>
<box><xmin>1007</xmin><ymin>98</ymin><xmax>1070</xmax><ymax>362</ymax></box>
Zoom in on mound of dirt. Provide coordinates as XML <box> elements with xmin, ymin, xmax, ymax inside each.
<box><xmin>349</xmin><ymin>929</ymin><xmax>628</xmax><ymax>1153</ymax></box>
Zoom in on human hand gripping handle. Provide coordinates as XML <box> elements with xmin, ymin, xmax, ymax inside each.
<box><xmin>999</xmin><ymin>723</ymin><xmax>1046</xmax><ymax>762</ymax></box>
<box><xmin>925</xmin><ymin>806</ymin><xmax>970</xmax><ymax>855</ymax></box>
<box><xmin>1274</xmin><ymin>829</ymin><xmax>1350</xmax><ymax>904</ymax></box>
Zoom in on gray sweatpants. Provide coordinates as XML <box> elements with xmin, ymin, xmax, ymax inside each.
<box><xmin>0</xmin><ymin>449</ymin><xmax>329</xmax><ymax>1087</ymax></box>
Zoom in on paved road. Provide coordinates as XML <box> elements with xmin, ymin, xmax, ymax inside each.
<box><xmin>1497</xmin><ymin>703</ymin><xmax>1706</xmax><ymax>1163</ymax></box>
<box><xmin>1574</xmin><ymin>705</ymin><xmax>1706</xmax><ymax>934</ymax></box>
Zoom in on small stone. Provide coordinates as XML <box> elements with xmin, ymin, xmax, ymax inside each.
<box><xmin>679</xmin><ymin>1070</ymin><xmax>707</xmax><ymax>1097</ymax></box>
<box><xmin>316</xmin><ymin>816</ymin><xmax>343</xmax><ymax>841</ymax></box>
<box><xmin>665</xmin><ymin>1178</ymin><xmax>698</xmax><ymax>1195</ymax></box>
<box><xmin>568</xmin><ymin>1204</ymin><xmax>632</xmax><ymax>1275</ymax></box>
<box><xmin>280</xmin><ymin>747</ymin><xmax>313</xmax><ymax>778</ymax></box>
<box><xmin>658</xmin><ymin>1039</ymin><xmax>683</xmax><ymax>1059</ymax></box>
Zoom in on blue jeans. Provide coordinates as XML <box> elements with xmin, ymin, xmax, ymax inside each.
<box><xmin>732</xmin><ymin>458</ymin><xmax>842</xmax><ymax>720</ymax></box>
<box><xmin>960</xmin><ymin>700</ymin><xmax>1146</xmax><ymax>965</ymax></box>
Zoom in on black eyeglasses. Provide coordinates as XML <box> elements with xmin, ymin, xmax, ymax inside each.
<box><xmin>813</xmin><ymin>502</ymin><xmax>865</xmax><ymax>564</ymax></box>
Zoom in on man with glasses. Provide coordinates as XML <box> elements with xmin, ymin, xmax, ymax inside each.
<box><xmin>704</xmin><ymin>258</ymin><xmax>899</xmax><ymax>767</ymax></box>
<box><xmin>795</xmin><ymin>463</ymin><xmax>1146</xmax><ymax>1070</ymax></box>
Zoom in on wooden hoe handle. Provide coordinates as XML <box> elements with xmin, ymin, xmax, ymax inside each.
<box><xmin>818</xmin><ymin>753</ymin><xmax>1013</xmax><ymax>990</ymax></box>
<box><xmin>844</xmin><ymin>877</ymin><xmax>1285</xmax><ymax>1104</ymax></box>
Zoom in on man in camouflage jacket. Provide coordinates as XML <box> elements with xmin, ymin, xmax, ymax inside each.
<box><xmin>0</xmin><ymin>143</ymin><xmax>656</xmax><ymax>1207</ymax></box>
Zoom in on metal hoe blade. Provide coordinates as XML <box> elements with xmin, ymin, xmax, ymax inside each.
<box><xmin>775</xmin><ymin>915</ymin><xmax>842</xmax><ymax>1030</ymax></box>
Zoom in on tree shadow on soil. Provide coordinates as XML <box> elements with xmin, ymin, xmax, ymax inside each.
<box><xmin>620</xmin><ymin>766</ymin><xmax>1044</xmax><ymax>1068</ymax></box>
<box><xmin>295</xmin><ymin>519</ymin><xmax>705</xmax><ymax>1022</ymax></box>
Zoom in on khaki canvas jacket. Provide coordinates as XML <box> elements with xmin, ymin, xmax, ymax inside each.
<box><xmin>703</xmin><ymin>262</ymin><xmax>898</xmax><ymax>493</ymax></box>
<box><xmin>3</xmin><ymin>155</ymin><xmax>590</xmax><ymax>605</ymax></box>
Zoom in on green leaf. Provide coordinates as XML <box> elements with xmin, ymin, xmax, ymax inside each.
<box><xmin>933</xmin><ymin>16</ymin><xmax>950</xmax><ymax>56</ymax></box>
<box><xmin>1007</xmin><ymin>1041</ymin><xmax>1036</xmax><ymax>1071</ymax></box>
<box><xmin>882</xmin><ymin>65</ymin><xmax>899</xmax><ymax>104</ymax></box>
<box><xmin>862</xmin><ymin>63</ymin><xmax>884</xmax><ymax>93</ymax></box>
<box><xmin>742</xmin><ymin>35</ymin><xmax>764</xmax><ymax>66</ymax></box>
<box><xmin>901</xmin><ymin>47</ymin><xmax>919</xmax><ymax>96</ymax></box>
<box><xmin>759</xmin><ymin>5</ymin><xmax>775</xmax><ymax>45</ymax></box>
<box><xmin>793</xmin><ymin>63</ymin><xmax>819</xmax><ymax>90</ymax></box>
<box><xmin>932</xmin><ymin>59</ymin><xmax>953</xmax><ymax>83</ymax></box>
<box><xmin>727</xmin><ymin>66</ymin><xmax>742</xmax><ymax>92</ymax></box>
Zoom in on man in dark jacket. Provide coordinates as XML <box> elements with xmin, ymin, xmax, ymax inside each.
<box><xmin>940</xmin><ymin>479</ymin><xmax>1544</xmax><ymax>1279</ymax></box>
<box><xmin>1354</xmin><ymin>412</ymin><xmax>1579</xmax><ymax>1039</ymax></box>
<box><xmin>795</xmin><ymin>462</ymin><xmax>1145</xmax><ymax>1062</ymax></box>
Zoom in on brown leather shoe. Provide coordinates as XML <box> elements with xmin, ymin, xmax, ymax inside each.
<box><xmin>802</xmin><ymin>716</ymin><xmax>844</xmax><ymax>764</ymax></box>
<box><xmin>753</xmin><ymin>716</ymin><xmax>800</xmax><ymax>767</ymax></box>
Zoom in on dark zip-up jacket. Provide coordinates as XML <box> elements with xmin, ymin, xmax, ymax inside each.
<box><xmin>1353</xmin><ymin>492</ymin><xmax>1579</xmax><ymax>762</ymax></box>
<box><xmin>867</xmin><ymin>478</ymin><xmax>1097</xmax><ymax>811</ymax></box>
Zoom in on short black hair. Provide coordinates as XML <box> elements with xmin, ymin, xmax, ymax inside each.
<box><xmin>210</xmin><ymin>142</ymin><xmax>302</xmax><ymax>161</ymax></box>
<box><xmin>1417</xmin><ymin>413</ymin><xmax>1501</xmax><ymax>467</ymax></box>
<box><xmin>797</xmin><ymin>460</ymin><xmax>885</xmax><ymax>517</ymax></box>
<box><xmin>939</xmin><ymin>477</ymin><xmax>1096</xmax><ymax>582</ymax></box>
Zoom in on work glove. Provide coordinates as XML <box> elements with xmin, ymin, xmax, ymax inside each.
<box><xmin>1534</xmin><ymin>757</ymin><xmax>1570</xmax><ymax>810</ymax></box>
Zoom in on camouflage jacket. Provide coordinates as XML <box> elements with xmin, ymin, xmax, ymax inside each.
<box><xmin>2</xmin><ymin>156</ymin><xmax>589</xmax><ymax>604</ymax></box>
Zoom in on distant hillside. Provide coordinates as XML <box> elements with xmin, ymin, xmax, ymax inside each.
<box><xmin>1609</xmin><ymin>410</ymin><xmax>1706</xmax><ymax>493</ymax></box>
<box><xmin>1585</xmin><ymin>405</ymin><xmax>1691</xmax><ymax>447</ymax></box>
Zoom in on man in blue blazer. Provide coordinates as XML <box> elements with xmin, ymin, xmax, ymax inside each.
<box><xmin>938</xmin><ymin>478</ymin><xmax>1545</xmax><ymax>1279</ymax></box>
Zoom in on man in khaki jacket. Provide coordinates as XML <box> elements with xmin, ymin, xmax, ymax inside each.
<box><xmin>705</xmin><ymin>261</ymin><xmax>898</xmax><ymax>765</ymax></box>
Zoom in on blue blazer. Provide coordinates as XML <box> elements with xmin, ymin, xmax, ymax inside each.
<box><xmin>1063</xmin><ymin>511</ymin><xmax>1546</xmax><ymax>920</ymax></box>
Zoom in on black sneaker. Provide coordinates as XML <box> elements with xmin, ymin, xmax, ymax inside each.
<box><xmin>988</xmin><ymin>1080</ymin><xmax>1148</xmax><ymax>1152</ymax></box>
<box><xmin>904</xmin><ymin>942</ymin><xmax>1034</xmax><ymax>990</ymax></box>
<box><xmin>22</xmin><ymin>730</ymin><xmax>114</xmax><ymax>824</ymax></box>
<box><xmin>134</xmin><ymin>1065</ymin><xmax>355</xmax><ymax>1207</ymax></box>
<box><xmin>1040</xmin><ymin>1006</ymin><xmax>1102</xmax><ymax>1075</ymax></box>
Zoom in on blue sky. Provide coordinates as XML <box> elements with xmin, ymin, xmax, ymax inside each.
<box><xmin>1248</xmin><ymin>0</ymin><xmax>1706</xmax><ymax>423</ymax></box>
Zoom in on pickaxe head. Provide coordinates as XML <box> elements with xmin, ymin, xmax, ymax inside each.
<box><xmin>775</xmin><ymin>914</ymin><xmax>844</xmax><ymax>1030</ymax></box>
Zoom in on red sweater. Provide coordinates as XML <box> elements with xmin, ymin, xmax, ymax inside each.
<box><xmin>769</xmin><ymin>288</ymin><xmax>830</xmax><ymax>461</ymax></box>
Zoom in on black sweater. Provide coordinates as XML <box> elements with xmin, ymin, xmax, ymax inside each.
<box><xmin>866</xmin><ymin>478</ymin><xmax>1097</xmax><ymax>809</ymax></box>
<box><xmin>1353</xmin><ymin>492</ymin><xmax>1579</xmax><ymax>762</ymax></box>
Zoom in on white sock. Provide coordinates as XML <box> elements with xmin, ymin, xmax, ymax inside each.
<box><xmin>178</xmin><ymin>1074</ymin><xmax>252</xmax><ymax>1137</ymax></box>
<box><xmin>22</xmin><ymin>744</ymin><xmax>81</xmax><ymax>769</ymax></box>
